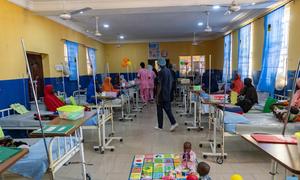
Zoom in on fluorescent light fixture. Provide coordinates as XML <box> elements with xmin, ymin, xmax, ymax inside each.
<box><xmin>213</xmin><ymin>5</ymin><xmax>220</xmax><ymax>10</ymax></box>
<box><xmin>103</xmin><ymin>24</ymin><xmax>110</xmax><ymax>28</ymax></box>
<box><xmin>79</xmin><ymin>11</ymin><xmax>84</xmax><ymax>14</ymax></box>
<box><xmin>119</xmin><ymin>35</ymin><xmax>125</xmax><ymax>39</ymax></box>
<box><xmin>251</xmin><ymin>2</ymin><xmax>256</xmax><ymax>5</ymax></box>
<box><xmin>197</xmin><ymin>22</ymin><xmax>204</xmax><ymax>26</ymax></box>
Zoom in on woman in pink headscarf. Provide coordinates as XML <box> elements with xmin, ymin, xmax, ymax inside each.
<box><xmin>137</xmin><ymin>62</ymin><xmax>150</xmax><ymax>104</ymax></box>
<box><xmin>147</xmin><ymin>65</ymin><xmax>156</xmax><ymax>101</ymax></box>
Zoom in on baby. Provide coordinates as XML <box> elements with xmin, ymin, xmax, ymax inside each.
<box><xmin>197</xmin><ymin>162</ymin><xmax>212</xmax><ymax>180</ymax></box>
<box><xmin>176</xmin><ymin>141</ymin><xmax>197</xmax><ymax>173</ymax></box>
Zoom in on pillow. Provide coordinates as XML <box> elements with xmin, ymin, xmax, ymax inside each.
<box><xmin>0</xmin><ymin>127</ymin><xmax>4</xmax><ymax>139</ymax></box>
<box><xmin>263</xmin><ymin>97</ymin><xmax>277</xmax><ymax>113</ymax></box>
<box><xmin>224</xmin><ymin>111</ymin><xmax>250</xmax><ymax>124</ymax></box>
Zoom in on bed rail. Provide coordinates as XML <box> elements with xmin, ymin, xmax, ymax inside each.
<box><xmin>48</xmin><ymin>132</ymin><xmax>81</xmax><ymax>176</ymax></box>
<box><xmin>274</xmin><ymin>94</ymin><xmax>289</xmax><ymax>101</ymax></box>
<box><xmin>0</xmin><ymin>108</ymin><xmax>15</xmax><ymax>118</ymax></box>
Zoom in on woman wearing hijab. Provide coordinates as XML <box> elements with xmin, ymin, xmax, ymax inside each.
<box><xmin>231</xmin><ymin>74</ymin><xmax>244</xmax><ymax>94</ymax></box>
<box><xmin>102</xmin><ymin>77</ymin><xmax>119</xmax><ymax>93</ymax></box>
<box><xmin>236</xmin><ymin>78</ymin><xmax>258</xmax><ymax>113</ymax></box>
<box><xmin>202</xmin><ymin>71</ymin><xmax>219</xmax><ymax>93</ymax></box>
<box><xmin>86</xmin><ymin>79</ymin><xmax>101</xmax><ymax>104</ymax></box>
<box><xmin>44</xmin><ymin>85</ymin><xmax>65</xmax><ymax>112</ymax></box>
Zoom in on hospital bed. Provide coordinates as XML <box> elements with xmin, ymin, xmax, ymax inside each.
<box><xmin>224</xmin><ymin>93</ymin><xmax>300</xmax><ymax>135</ymax></box>
<box><xmin>0</xmin><ymin>107</ymin><xmax>51</xmax><ymax>130</ymax></box>
<box><xmin>5</xmin><ymin>134</ymin><xmax>88</xmax><ymax>180</ymax></box>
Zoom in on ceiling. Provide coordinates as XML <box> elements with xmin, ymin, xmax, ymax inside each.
<box><xmin>10</xmin><ymin>0</ymin><xmax>286</xmax><ymax>43</ymax></box>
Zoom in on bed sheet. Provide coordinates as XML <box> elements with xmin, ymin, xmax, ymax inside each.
<box><xmin>0</xmin><ymin>110</ymin><xmax>51</xmax><ymax>128</ymax></box>
<box><xmin>9</xmin><ymin>137</ymin><xmax>77</xmax><ymax>180</ymax></box>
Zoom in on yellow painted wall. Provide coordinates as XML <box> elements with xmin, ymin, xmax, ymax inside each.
<box><xmin>288</xmin><ymin>0</ymin><xmax>300</xmax><ymax>70</ymax></box>
<box><xmin>104</xmin><ymin>38</ymin><xmax>224</xmax><ymax>73</ymax></box>
<box><xmin>0</xmin><ymin>1</ymin><xmax>105</xmax><ymax>80</ymax></box>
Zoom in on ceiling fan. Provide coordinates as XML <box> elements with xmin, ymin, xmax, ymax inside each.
<box><xmin>60</xmin><ymin>7</ymin><xmax>91</xmax><ymax>20</ymax></box>
<box><xmin>59</xmin><ymin>0</ymin><xmax>91</xmax><ymax>20</ymax></box>
<box><xmin>86</xmin><ymin>17</ymin><xmax>102</xmax><ymax>37</ymax></box>
<box><xmin>192</xmin><ymin>32</ymin><xmax>198</xmax><ymax>46</ymax></box>
<box><xmin>204</xmin><ymin>11</ymin><xmax>212</xmax><ymax>32</ymax></box>
<box><xmin>223</xmin><ymin>0</ymin><xmax>276</xmax><ymax>15</ymax></box>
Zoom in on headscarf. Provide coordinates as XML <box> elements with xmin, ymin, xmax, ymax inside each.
<box><xmin>102</xmin><ymin>77</ymin><xmax>118</xmax><ymax>92</ymax></box>
<box><xmin>232</xmin><ymin>74</ymin><xmax>244</xmax><ymax>94</ymax></box>
<box><xmin>44</xmin><ymin>85</ymin><xmax>65</xmax><ymax>112</ymax></box>
<box><xmin>291</xmin><ymin>78</ymin><xmax>300</xmax><ymax>108</ymax></box>
<box><xmin>244</xmin><ymin>78</ymin><xmax>253</xmax><ymax>87</ymax></box>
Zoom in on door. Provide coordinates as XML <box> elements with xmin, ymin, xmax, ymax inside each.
<box><xmin>27</xmin><ymin>53</ymin><xmax>44</xmax><ymax>101</ymax></box>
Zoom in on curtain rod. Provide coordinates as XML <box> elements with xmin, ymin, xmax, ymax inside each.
<box><xmin>224</xmin><ymin>0</ymin><xmax>294</xmax><ymax>36</ymax></box>
<box><xmin>61</xmin><ymin>38</ymin><xmax>97</xmax><ymax>50</ymax></box>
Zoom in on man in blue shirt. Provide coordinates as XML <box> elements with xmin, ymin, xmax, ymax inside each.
<box><xmin>155</xmin><ymin>58</ymin><xmax>178</xmax><ymax>131</ymax></box>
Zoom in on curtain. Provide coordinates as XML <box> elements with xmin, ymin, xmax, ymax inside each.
<box><xmin>88</xmin><ymin>48</ymin><xmax>96</xmax><ymax>76</ymax></box>
<box><xmin>257</xmin><ymin>7</ymin><xmax>285</xmax><ymax>96</ymax></box>
<box><xmin>66</xmin><ymin>41</ymin><xmax>79</xmax><ymax>81</ymax></box>
<box><xmin>238</xmin><ymin>24</ymin><xmax>251</xmax><ymax>80</ymax></box>
<box><xmin>223</xmin><ymin>34</ymin><xmax>232</xmax><ymax>82</ymax></box>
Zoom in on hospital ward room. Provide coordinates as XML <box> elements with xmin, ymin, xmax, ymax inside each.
<box><xmin>1</xmin><ymin>0</ymin><xmax>300</xmax><ymax>180</ymax></box>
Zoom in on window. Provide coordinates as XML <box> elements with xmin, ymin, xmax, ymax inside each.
<box><xmin>257</xmin><ymin>6</ymin><xmax>290</xmax><ymax>95</ymax></box>
<box><xmin>86</xmin><ymin>48</ymin><xmax>92</xmax><ymax>76</ymax></box>
<box><xmin>179</xmin><ymin>55</ymin><xmax>205</xmax><ymax>77</ymax></box>
<box><xmin>238</xmin><ymin>24</ymin><xmax>252</xmax><ymax>80</ymax></box>
<box><xmin>64</xmin><ymin>41</ymin><xmax>79</xmax><ymax>81</ymax></box>
<box><xmin>179</xmin><ymin>56</ymin><xmax>192</xmax><ymax>77</ymax></box>
<box><xmin>223</xmin><ymin>34</ymin><xmax>232</xmax><ymax>82</ymax></box>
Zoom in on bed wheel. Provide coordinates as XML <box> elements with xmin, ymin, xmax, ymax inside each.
<box><xmin>187</xmin><ymin>128</ymin><xmax>190</xmax><ymax>131</ymax></box>
<box><xmin>184</xmin><ymin>122</ymin><xmax>188</xmax><ymax>125</ymax></box>
<box><xmin>180</xmin><ymin>115</ymin><xmax>183</xmax><ymax>117</ymax></box>
<box><xmin>199</xmin><ymin>144</ymin><xmax>203</xmax><ymax>148</ymax></box>
<box><xmin>105</xmin><ymin>139</ymin><xmax>108</xmax><ymax>143</ymax></box>
<box><xmin>217</xmin><ymin>144</ymin><xmax>221</xmax><ymax>148</ymax></box>
<box><xmin>203</xmin><ymin>155</ymin><xmax>207</xmax><ymax>159</ymax></box>
<box><xmin>93</xmin><ymin>147</ymin><xmax>99</xmax><ymax>152</ymax></box>
<box><xmin>86</xmin><ymin>173</ymin><xmax>92</xmax><ymax>180</ymax></box>
<box><xmin>120</xmin><ymin>138</ymin><xmax>123</xmax><ymax>142</ymax></box>
<box><xmin>110</xmin><ymin>148</ymin><xmax>114</xmax><ymax>152</ymax></box>
<box><xmin>134</xmin><ymin>115</ymin><xmax>137</xmax><ymax>117</ymax></box>
<box><xmin>224</xmin><ymin>155</ymin><xmax>227</xmax><ymax>159</ymax></box>
<box><xmin>216</xmin><ymin>156</ymin><xmax>224</xmax><ymax>164</ymax></box>
<box><xmin>130</xmin><ymin>119</ymin><xmax>133</xmax><ymax>121</ymax></box>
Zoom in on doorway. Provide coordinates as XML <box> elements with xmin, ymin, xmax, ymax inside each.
<box><xmin>27</xmin><ymin>53</ymin><xmax>44</xmax><ymax>101</ymax></box>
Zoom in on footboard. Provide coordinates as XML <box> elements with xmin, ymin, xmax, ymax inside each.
<box><xmin>48</xmin><ymin>132</ymin><xmax>81</xmax><ymax>175</ymax></box>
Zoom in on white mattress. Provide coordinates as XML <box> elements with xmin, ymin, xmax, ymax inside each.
<box><xmin>236</xmin><ymin>112</ymin><xmax>300</xmax><ymax>135</ymax></box>
<box><xmin>0</xmin><ymin>110</ymin><xmax>51</xmax><ymax>129</ymax></box>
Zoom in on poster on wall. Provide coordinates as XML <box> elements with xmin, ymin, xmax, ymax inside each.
<box><xmin>148</xmin><ymin>42</ymin><xmax>160</xmax><ymax>59</ymax></box>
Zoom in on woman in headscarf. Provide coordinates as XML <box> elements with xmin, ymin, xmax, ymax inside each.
<box><xmin>102</xmin><ymin>77</ymin><xmax>119</xmax><ymax>93</ymax></box>
<box><xmin>231</xmin><ymin>73</ymin><xmax>244</xmax><ymax>94</ymax></box>
<box><xmin>86</xmin><ymin>79</ymin><xmax>100</xmax><ymax>104</ymax></box>
<box><xmin>236</xmin><ymin>78</ymin><xmax>258</xmax><ymax>113</ymax></box>
<box><xmin>202</xmin><ymin>71</ymin><xmax>219</xmax><ymax>93</ymax></box>
<box><xmin>44</xmin><ymin>85</ymin><xmax>65</xmax><ymax>112</ymax></box>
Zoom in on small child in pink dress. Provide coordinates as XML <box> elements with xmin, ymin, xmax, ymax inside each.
<box><xmin>137</xmin><ymin>62</ymin><xmax>150</xmax><ymax>104</ymax></box>
<box><xmin>176</xmin><ymin>141</ymin><xmax>197</xmax><ymax>173</ymax></box>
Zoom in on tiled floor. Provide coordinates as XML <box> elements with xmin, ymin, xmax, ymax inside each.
<box><xmin>5</xmin><ymin>103</ymin><xmax>296</xmax><ymax>180</ymax></box>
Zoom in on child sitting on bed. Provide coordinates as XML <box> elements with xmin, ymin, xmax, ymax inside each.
<box><xmin>175</xmin><ymin>141</ymin><xmax>197</xmax><ymax>173</ymax></box>
<box><xmin>271</xmin><ymin>78</ymin><xmax>300</xmax><ymax>122</ymax></box>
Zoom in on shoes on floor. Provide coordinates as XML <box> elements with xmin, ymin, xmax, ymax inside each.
<box><xmin>155</xmin><ymin>126</ymin><xmax>163</xmax><ymax>130</ymax></box>
<box><xmin>170</xmin><ymin>123</ymin><xmax>178</xmax><ymax>132</ymax></box>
